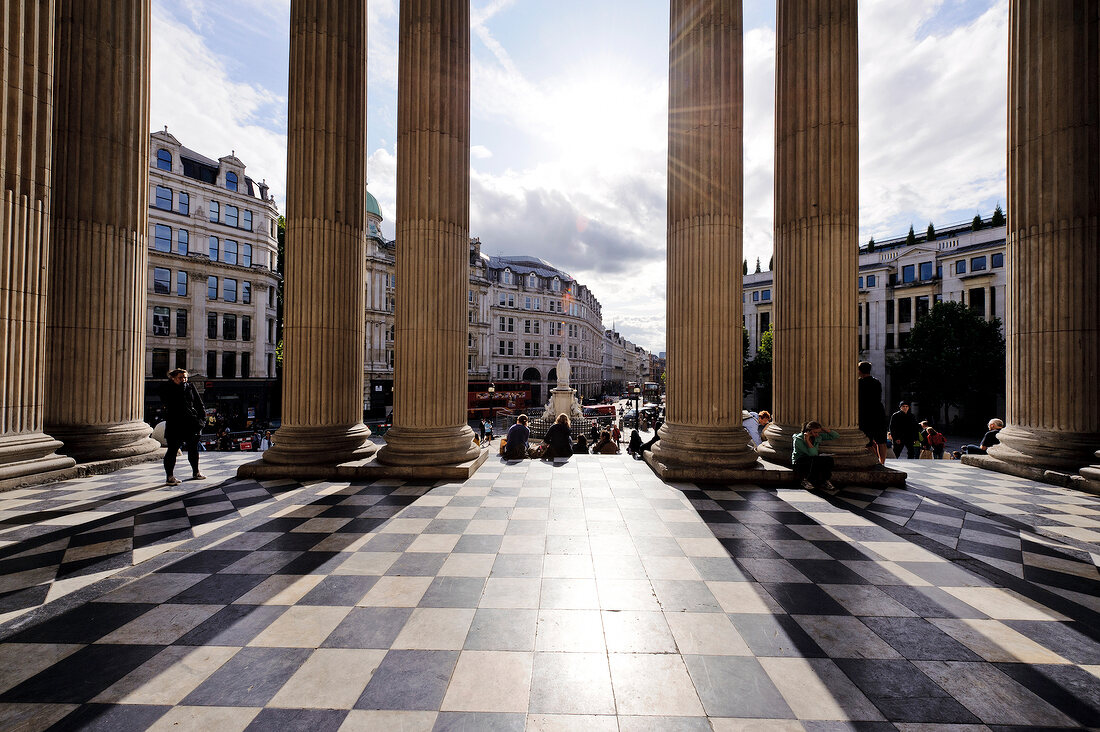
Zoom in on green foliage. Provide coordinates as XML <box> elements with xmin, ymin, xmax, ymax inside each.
<box><xmin>991</xmin><ymin>204</ymin><xmax>1005</xmax><ymax>227</ymax></box>
<box><xmin>743</xmin><ymin>324</ymin><xmax>773</xmax><ymax>407</ymax></box>
<box><xmin>768</xmin><ymin>255</ymin><xmax>773</xmax><ymax>270</ymax></box>
<box><xmin>754</xmin><ymin>257</ymin><xmax>761</xmax><ymax>274</ymax></box>
<box><xmin>926</xmin><ymin>222</ymin><xmax>935</xmax><ymax>241</ymax></box>
<box><xmin>906</xmin><ymin>225</ymin><xmax>916</xmax><ymax>246</ymax></box>
<box><xmin>742</xmin><ymin>325</ymin><xmax>750</xmax><ymax>366</ymax></box>
<box><xmin>742</xmin><ymin>258</ymin><xmax>748</xmax><ymax>276</ymax></box>
<box><xmin>971</xmin><ymin>214</ymin><xmax>982</xmax><ymax>231</ymax></box>
<box><xmin>889</xmin><ymin>301</ymin><xmax>1005</xmax><ymax>429</ymax></box>
<box><xmin>867</xmin><ymin>237</ymin><xmax>876</xmax><ymax>252</ymax></box>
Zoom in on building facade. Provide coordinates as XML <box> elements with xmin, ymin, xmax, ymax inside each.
<box><xmin>145</xmin><ymin>131</ymin><xmax>282</xmax><ymax>425</ymax></box>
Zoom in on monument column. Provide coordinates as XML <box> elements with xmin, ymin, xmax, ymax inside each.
<box><xmin>758</xmin><ymin>0</ymin><xmax>877</xmax><ymax>470</ymax></box>
<box><xmin>45</xmin><ymin>0</ymin><xmax>159</xmax><ymax>462</ymax></box>
<box><xmin>0</xmin><ymin>0</ymin><xmax>77</xmax><ymax>483</ymax></box>
<box><xmin>977</xmin><ymin>1</ymin><xmax>1099</xmax><ymax>479</ymax></box>
<box><xmin>648</xmin><ymin>0</ymin><xmax>759</xmax><ymax>477</ymax></box>
<box><xmin>377</xmin><ymin>0</ymin><xmax>480</xmax><ymax>467</ymax></box>
<box><xmin>258</xmin><ymin>0</ymin><xmax>375</xmax><ymax>466</ymax></box>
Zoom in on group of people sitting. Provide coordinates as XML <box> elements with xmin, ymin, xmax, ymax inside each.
<box><xmin>499</xmin><ymin>413</ymin><xmax>656</xmax><ymax>461</ymax></box>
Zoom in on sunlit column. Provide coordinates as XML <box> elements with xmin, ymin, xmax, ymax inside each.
<box><xmin>649</xmin><ymin>0</ymin><xmax>759</xmax><ymax>474</ymax></box>
<box><xmin>0</xmin><ymin>0</ymin><xmax>76</xmax><ymax>482</ymax></box>
<box><xmin>377</xmin><ymin>0</ymin><xmax>480</xmax><ymax>467</ymax></box>
<box><xmin>758</xmin><ymin>0</ymin><xmax>876</xmax><ymax>469</ymax></box>
<box><xmin>45</xmin><ymin>0</ymin><xmax>160</xmax><ymax>462</ymax></box>
<box><xmin>261</xmin><ymin>0</ymin><xmax>376</xmax><ymax>466</ymax></box>
<box><xmin>982</xmin><ymin>1</ymin><xmax>1099</xmax><ymax>476</ymax></box>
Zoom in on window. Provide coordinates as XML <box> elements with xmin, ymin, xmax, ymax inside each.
<box><xmin>155</xmin><ymin>186</ymin><xmax>172</xmax><ymax>210</ymax></box>
<box><xmin>971</xmin><ymin>256</ymin><xmax>987</xmax><ymax>272</ymax></box>
<box><xmin>886</xmin><ymin>300</ymin><xmax>895</xmax><ymax>325</ymax></box>
<box><xmin>752</xmin><ymin>291</ymin><xmax>759</xmax><ymax>301</ymax></box>
<box><xmin>208</xmin><ymin>236</ymin><xmax>219</xmax><ymax>261</ymax></box>
<box><xmin>528</xmin><ymin>274</ymin><xmax>536</xmax><ymax>287</ymax></box>
<box><xmin>225</xmin><ymin>205</ymin><xmax>238</xmax><ymax>228</ymax></box>
<box><xmin>524</xmin><ymin>342</ymin><xmax>532</xmax><ymax>357</ymax></box>
<box><xmin>525</xmin><ymin>296</ymin><xmax>531</xmax><ymax>309</ymax></box>
<box><xmin>889</xmin><ymin>273</ymin><xmax>897</xmax><ymax>287</ymax></box>
<box><xmin>209</xmin><ymin>200</ymin><xmax>219</xmax><ymax>223</ymax></box>
<box><xmin>241</xmin><ymin>316</ymin><xmax>251</xmax><ymax>341</ymax></box>
<box><xmin>175</xmin><ymin>349</ymin><xmax>187</xmax><ymax>369</ymax></box>
<box><xmin>154</xmin><ymin>224</ymin><xmax>171</xmax><ymax>252</ymax></box>
<box><xmin>267</xmin><ymin>353</ymin><xmax>274</xmax><ymax>377</ymax></box>
<box><xmin>858</xmin><ymin>277</ymin><xmax>864</xmax><ymax>289</ymax></box>
<box><xmin>267</xmin><ymin>318</ymin><xmax>274</xmax><ymax>343</ymax></box>
<box><xmin>867</xmin><ymin>274</ymin><xmax>876</xmax><ymax>287</ymax></box>
<box><xmin>886</xmin><ymin>333</ymin><xmax>895</xmax><ymax>349</ymax></box>
<box><xmin>178</xmin><ymin>192</ymin><xmax>189</xmax><ymax>215</ymax></box>
<box><xmin>956</xmin><ymin>260</ymin><xmax>966</xmax><ymax>274</ymax></box>
<box><xmin>156</xmin><ymin>149</ymin><xmax>172</xmax><ymax>171</ymax></box>
<box><xmin>153</xmin><ymin>306</ymin><xmax>170</xmax><ymax>335</ymax></box>
<box><xmin>153</xmin><ymin>267</ymin><xmax>171</xmax><ymax>294</ymax></box>
<box><xmin>533</xmin><ymin>321</ymin><xmax>540</xmax><ymax>335</ymax></box>
<box><xmin>176</xmin><ymin>271</ymin><xmax>187</xmax><ymax>296</ymax></box>
<box><xmin>241</xmin><ymin>352</ymin><xmax>250</xmax><ymax>378</ymax></box>
<box><xmin>226</xmin><ymin>171</ymin><xmax>238</xmax><ymax>191</ymax></box>
<box><xmin>534</xmin><ymin>298</ymin><xmax>541</xmax><ymax>310</ymax></box>
<box><xmin>919</xmin><ymin>261</ymin><xmax>933</xmax><ymax>280</ymax></box>
<box><xmin>242</xmin><ymin>210</ymin><xmax>252</xmax><ymax>231</ymax></box>
<box><xmin>507</xmin><ymin>294</ymin><xmax>515</xmax><ymax>307</ymax></box>
<box><xmin>242</xmin><ymin>281</ymin><xmax>251</xmax><ymax>304</ymax></box>
<box><xmin>177</xmin><ymin>229</ymin><xmax>188</xmax><ymax>255</ymax></box>
<box><xmin>899</xmin><ymin>298</ymin><xmax>912</xmax><ymax>324</ymax></box>
<box><xmin>989</xmin><ymin>286</ymin><xmax>997</xmax><ymax>316</ymax></box>
<box><xmin>502</xmin><ymin>270</ymin><xmax>513</xmax><ymax>285</ymax></box>
<box><xmin>224</xmin><ymin>240</ymin><xmax>238</xmax><ymax>265</ymax></box>
<box><xmin>207</xmin><ymin>276</ymin><xmax>218</xmax><ymax>300</ymax></box>
<box><xmin>899</xmin><ymin>332</ymin><xmax>909</xmax><ymax>349</ymax></box>
<box><xmin>498</xmin><ymin>340</ymin><xmax>506</xmax><ymax>355</ymax></box>
<box><xmin>902</xmin><ymin>264</ymin><xmax>915</xmax><ymax>283</ymax></box>
<box><xmin>761</xmin><ymin>289</ymin><xmax>771</xmax><ymax>301</ymax></box>
<box><xmin>241</xmin><ymin>243</ymin><xmax>252</xmax><ymax>267</ymax></box>
<box><xmin>152</xmin><ymin>349</ymin><xmax>170</xmax><ymax>377</ymax></box>
<box><xmin>936</xmin><ymin>265</ymin><xmax>942</xmax><ymax>278</ymax></box>
<box><xmin>206</xmin><ymin>351</ymin><xmax>217</xmax><ymax>377</ymax></box>
<box><xmin>552</xmin><ymin>278</ymin><xmax>560</xmax><ymax>291</ymax></box>
<box><xmin>222</xmin><ymin>351</ymin><xmax>236</xmax><ymax>378</ymax></box>
<box><xmin>969</xmin><ymin>287</ymin><xmax>986</xmax><ymax>316</ymax></box>
<box><xmin>916</xmin><ymin>295</ymin><xmax>930</xmax><ymax>320</ymax></box>
<box><xmin>176</xmin><ymin>309</ymin><xmax>187</xmax><ymax>337</ymax></box>
<box><xmin>207</xmin><ymin>313</ymin><xmax>218</xmax><ymax>338</ymax></box>
<box><xmin>991</xmin><ymin>252</ymin><xmax>1004</xmax><ymax>268</ymax></box>
<box><xmin>524</xmin><ymin>319</ymin><xmax>532</xmax><ymax>334</ymax></box>
<box><xmin>532</xmin><ymin>342</ymin><xmax>540</xmax><ymax>357</ymax></box>
<box><xmin>224</xmin><ymin>278</ymin><xmax>237</xmax><ymax>303</ymax></box>
<box><xmin>223</xmin><ymin>314</ymin><xmax>237</xmax><ymax>340</ymax></box>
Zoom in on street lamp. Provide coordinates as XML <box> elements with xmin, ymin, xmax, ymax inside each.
<box><xmin>633</xmin><ymin>386</ymin><xmax>641</xmax><ymax>430</ymax></box>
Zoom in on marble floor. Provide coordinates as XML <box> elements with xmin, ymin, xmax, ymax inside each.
<box><xmin>0</xmin><ymin>453</ymin><xmax>1097</xmax><ymax>731</ymax></box>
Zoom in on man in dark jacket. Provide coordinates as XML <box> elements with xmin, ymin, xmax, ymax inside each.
<box><xmin>857</xmin><ymin>362</ymin><xmax>888</xmax><ymax>464</ymax></box>
<box><xmin>888</xmin><ymin>401</ymin><xmax>920</xmax><ymax>459</ymax></box>
<box><xmin>502</xmin><ymin>414</ymin><xmax>530</xmax><ymax>460</ymax></box>
<box><xmin>160</xmin><ymin>369</ymin><xmax>207</xmax><ymax>485</ymax></box>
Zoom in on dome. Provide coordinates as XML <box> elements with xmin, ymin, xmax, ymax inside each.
<box><xmin>365</xmin><ymin>189</ymin><xmax>383</xmax><ymax>219</ymax></box>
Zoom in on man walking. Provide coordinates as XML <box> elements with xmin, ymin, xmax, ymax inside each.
<box><xmin>857</xmin><ymin>362</ymin><xmax>888</xmax><ymax>464</ymax></box>
<box><xmin>888</xmin><ymin>401</ymin><xmax>920</xmax><ymax>459</ymax></box>
<box><xmin>160</xmin><ymin>368</ymin><xmax>207</xmax><ymax>485</ymax></box>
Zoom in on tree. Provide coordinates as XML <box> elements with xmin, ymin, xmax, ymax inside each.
<box><xmin>754</xmin><ymin>257</ymin><xmax>762</xmax><ymax>274</ymax></box>
<box><xmin>906</xmin><ymin>225</ymin><xmax>916</xmax><ymax>246</ymax></box>
<box><xmin>971</xmin><ymin>214</ymin><xmax>982</xmax><ymax>231</ymax></box>
<box><xmin>742</xmin><ymin>258</ymin><xmax>748</xmax><ymax>275</ymax></box>
<box><xmin>889</xmin><ymin>301</ymin><xmax>1005</xmax><ymax>430</ymax></box>
<box><xmin>867</xmin><ymin>237</ymin><xmax>876</xmax><ymax>252</ymax></box>
<box><xmin>926</xmin><ymin>222</ymin><xmax>935</xmax><ymax>242</ymax></box>
<box><xmin>991</xmin><ymin>204</ymin><xmax>1005</xmax><ymax>227</ymax></box>
<box><xmin>768</xmin><ymin>255</ymin><xmax>773</xmax><ymax>270</ymax></box>
<box><xmin>743</xmin><ymin>324</ymin><xmax>773</xmax><ymax>407</ymax></box>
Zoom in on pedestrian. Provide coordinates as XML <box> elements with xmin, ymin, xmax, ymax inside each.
<box><xmin>592</xmin><ymin>430</ymin><xmax>620</xmax><ymax>454</ymax></box>
<box><xmin>573</xmin><ymin>434</ymin><xmax>589</xmax><ymax>454</ymax></box>
<box><xmin>627</xmin><ymin>429</ymin><xmax>643</xmax><ymax>457</ymax></box>
<box><xmin>887</xmin><ymin>401</ymin><xmax>920</xmax><ymax>459</ymax></box>
<box><xmin>962</xmin><ymin>418</ymin><xmax>1003</xmax><ymax>454</ymax></box>
<box><xmin>919</xmin><ymin>420</ymin><xmax>946</xmax><ymax>459</ymax></box>
<box><xmin>857</xmin><ymin>362</ymin><xmax>888</xmax><ymax>464</ymax></box>
<box><xmin>611</xmin><ymin>423</ymin><xmax>621</xmax><ymax>444</ymax></box>
<box><xmin>742</xmin><ymin>410</ymin><xmax>771</xmax><ymax>447</ymax></box>
<box><xmin>589</xmin><ymin>422</ymin><xmax>600</xmax><ymax>443</ymax></box>
<box><xmin>541</xmin><ymin>413</ymin><xmax>574</xmax><ymax>460</ymax></box>
<box><xmin>502</xmin><ymin>414</ymin><xmax>530</xmax><ymax>460</ymax></box>
<box><xmin>792</xmin><ymin>420</ymin><xmax>839</xmax><ymax>493</ymax></box>
<box><xmin>260</xmin><ymin>431</ymin><xmax>273</xmax><ymax>451</ymax></box>
<box><xmin>160</xmin><ymin>368</ymin><xmax>206</xmax><ymax>486</ymax></box>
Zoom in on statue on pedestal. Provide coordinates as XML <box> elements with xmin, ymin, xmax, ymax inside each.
<box><xmin>544</xmin><ymin>355</ymin><xmax>583</xmax><ymax>421</ymax></box>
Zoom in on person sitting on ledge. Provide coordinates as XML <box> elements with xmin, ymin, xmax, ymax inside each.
<box><xmin>626</xmin><ymin>429</ymin><xmax>643</xmax><ymax>457</ymax></box>
<box><xmin>962</xmin><ymin>418</ymin><xmax>1003</xmax><ymax>455</ymax></box>
<box><xmin>573</xmin><ymin>434</ymin><xmax>589</xmax><ymax>454</ymax></box>
<box><xmin>541</xmin><ymin>413</ymin><xmax>574</xmax><ymax>460</ymax></box>
<box><xmin>792</xmin><ymin>420</ymin><xmax>839</xmax><ymax>494</ymax></box>
<box><xmin>591</xmin><ymin>430</ymin><xmax>620</xmax><ymax>454</ymax></box>
<box><xmin>502</xmin><ymin>414</ymin><xmax>530</xmax><ymax>460</ymax></box>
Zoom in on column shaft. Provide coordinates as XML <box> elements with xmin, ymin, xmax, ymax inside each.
<box><xmin>377</xmin><ymin>0</ymin><xmax>479</xmax><ymax>467</ymax></box>
<box><xmin>0</xmin><ymin>0</ymin><xmax>76</xmax><ymax>481</ymax></box>
<box><xmin>987</xmin><ymin>1</ymin><xmax>1100</xmax><ymax>474</ymax></box>
<box><xmin>262</xmin><ymin>0</ymin><xmax>375</xmax><ymax>465</ymax></box>
<box><xmin>760</xmin><ymin>0</ymin><xmax>875</xmax><ymax>468</ymax></box>
<box><xmin>650</xmin><ymin>0</ymin><xmax>758</xmax><ymax>471</ymax></box>
<box><xmin>45</xmin><ymin>0</ymin><xmax>158</xmax><ymax>462</ymax></box>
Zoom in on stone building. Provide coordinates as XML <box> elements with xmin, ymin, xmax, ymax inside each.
<box><xmin>144</xmin><ymin>131</ymin><xmax>281</xmax><ymax>424</ymax></box>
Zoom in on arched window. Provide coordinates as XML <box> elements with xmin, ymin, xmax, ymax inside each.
<box><xmin>503</xmin><ymin>269</ymin><xmax>512</xmax><ymax>285</ymax></box>
<box><xmin>528</xmin><ymin>274</ymin><xmax>536</xmax><ymax>287</ymax></box>
<box><xmin>226</xmin><ymin>171</ymin><xmax>238</xmax><ymax>191</ymax></box>
<box><xmin>156</xmin><ymin>149</ymin><xmax>171</xmax><ymax>171</ymax></box>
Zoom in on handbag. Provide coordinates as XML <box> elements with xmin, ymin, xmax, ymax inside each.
<box><xmin>919</xmin><ymin>449</ymin><xmax>934</xmax><ymax>460</ymax></box>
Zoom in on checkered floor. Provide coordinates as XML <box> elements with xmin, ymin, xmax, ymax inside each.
<box><xmin>0</xmin><ymin>454</ymin><xmax>1097</xmax><ymax>731</ymax></box>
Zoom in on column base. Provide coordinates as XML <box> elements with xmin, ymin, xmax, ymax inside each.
<box><xmin>376</xmin><ymin>425</ymin><xmax>481</xmax><ymax>467</ymax></box>
<box><xmin>47</xmin><ymin>420</ymin><xmax>160</xmax><ymax>464</ymax></box>
<box><xmin>0</xmin><ymin>432</ymin><xmax>77</xmax><ymax>484</ymax></box>
<box><xmin>261</xmin><ymin>423</ymin><xmax>377</xmax><ymax>466</ymax></box>
<box><xmin>984</xmin><ymin>425</ymin><xmax>1100</xmax><ymax>475</ymax></box>
<box><xmin>1077</xmin><ymin>456</ymin><xmax>1100</xmax><ymax>496</ymax></box>
<box><xmin>648</xmin><ymin>422</ymin><xmax>760</xmax><ymax>476</ymax></box>
<box><xmin>758</xmin><ymin>424</ymin><xmax>879</xmax><ymax>470</ymax></box>
<box><xmin>238</xmin><ymin>446</ymin><xmax>489</xmax><ymax>482</ymax></box>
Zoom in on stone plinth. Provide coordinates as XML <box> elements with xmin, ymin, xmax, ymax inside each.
<box><xmin>758</xmin><ymin>0</ymin><xmax>876</xmax><ymax>472</ymax></box>
<box><xmin>982</xmin><ymin>1</ymin><xmax>1099</xmax><ymax>477</ymax></box>
<box><xmin>1078</xmin><ymin>452</ymin><xmax>1100</xmax><ymax>496</ymax></box>
<box><xmin>240</xmin><ymin>446</ymin><xmax>489</xmax><ymax>482</ymax></box>
<box><xmin>650</xmin><ymin>0</ymin><xmax>759</xmax><ymax>477</ymax></box>
<box><xmin>376</xmin><ymin>0</ymin><xmax>479</xmax><ymax>469</ymax></box>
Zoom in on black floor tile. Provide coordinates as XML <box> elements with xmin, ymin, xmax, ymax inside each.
<box><xmin>418</xmin><ymin>577</ymin><xmax>486</xmax><ymax>608</ymax></box>
<box><xmin>689</xmin><ymin>556</ymin><xmax>750</xmax><ymax>582</ymax></box>
<box><xmin>727</xmin><ymin>613</ymin><xmax>827</xmax><ymax>658</ymax></box>
<box><xmin>386</xmin><ymin>553</ymin><xmax>448</xmax><ymax>576</ymax></box>
<box><xmin>155</xmin><ymin>550</ymin><xmax>251</xmax><ymax>574</ymax></box>
<box><xmin>835</xmin><ymin>658</ymin><xmax>979</xmax><ymax>724</ymax></box>
<box><xmin>257</xmin><ymin>533</ymin><xmax>328</xmax><ymax>552</ymax></box>
<box><xmin>175</xmin><ymin>604</ymin><xmax>288</xmax><ymax>646</ymax></box>
<box><xmin>761</xmin><ymin>583</ymin><xmax>850</xmax><ymax>616</ymax></box>
<box><xmin>298</xmin><ymin>575</ymin><xmax>378</xmax><ymax>606</ymax></box>
<box><xmin>432</xmin><ymin>712</ymin><xmax>526</xmax><ymax>731</ymax></box>
<box><xmin>995</xmin><ymin>663</ymin><xmax>1100</xmax><ymax>726</ymax></box>
<box><xmin>361</xmin><ymin>534</ymin><xmax>418</xmax><ymax>552</ymax></box>
<box><xmin>788</xmin><ymin>559</ymin><xmax>870</xmax><ymax>585</ymax></box>
<box><xmin>861</xmin><ymin>616</ymin><xmax>983</xmax><ymax>661</ymax></box>
<box><xmin>355</xmin><ymin>650</ymin><xmax>459</xmax><ymax>710</ymax></box>
<box><xmin>322</xmin><ymin>607</ymin><xmax>414</xmax><ymax>649</ymax></box>
<box><xmin>51</xmin><ymin>703</ymin><xmax>171</xmax><ymax>732</ymax></box>
<box><xmin>811</xmin><ymin>541</ymin><xmax>877</xmax><ymax>561</ymax></box>
<box><xmin>244</xmin><ymin>708</ymin><xmax>349</xmax><ymax>732</ymax></box>
<box><xmin>7</xmin><ymin>601</ymin><xmax>156</xmax><ymax>644</ymax></box>
<box><xmin>683</xmin><ymin>655</ymin><xmax>794</xmax><ymax>718</ymax></box>
<box><xmin>878</xmin><ymin>585</ymin><xmax>989</xmax><ymax>619</ymax></box>
<box><xmin>719</xmin><ymin>538</ymin><xmax>783</xmax><ymax>558</ymax></box>
<box><xmin>181</xmin><ymin>647</ymin><xmax>312</xmax><ymax>706</ymax></box>
<box><xmin>1001</xmin><ymin>620</ymin><xmax>1100</xmax><ymax>664</ymax></box>
<box><xmin>168</xmin><ymin>573</ymin><xmax>267</xmax><ymax>604</ymax></box>
<box><xmin>453</xmin><ymin>534</ymin><xmax>503</xmax><ymax>554</ymax></box>
<box><xmin>275</xmin><ymin>551</ymin><xmax>345</xmax><ymax>575</ymax></box>
<box><xmin>0</xmin><ymin>644</ymin><xmax>164</xmax><ymax>703</ymax></box>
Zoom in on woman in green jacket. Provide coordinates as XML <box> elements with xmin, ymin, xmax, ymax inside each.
<box><xmin>792</xmin><ymin>421</ymin><xmax>839</xmax><ymax>493</ymax></box>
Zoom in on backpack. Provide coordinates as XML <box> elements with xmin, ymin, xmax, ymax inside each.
<box><xmin>928</xmin><ymin>431</ymin><xmax>946</xmax><ymax>448</ymax></box>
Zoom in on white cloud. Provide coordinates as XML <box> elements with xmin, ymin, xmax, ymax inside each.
<box><xmin>471</xmin><ymin>145</ymin><xmax>494</xmax><ymax>159</ymax></box>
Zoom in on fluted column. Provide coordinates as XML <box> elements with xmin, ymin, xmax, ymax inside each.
<box><xmin>984</xmin><ymin>1</ymin><xmax>1099</xmax><ymax>475</ymax></box>
<box><xmin>44</xmin><ymin>0</ymin><xmax>158</xmax><ymax>462</ymax></box>
<box><xmin>376</xmin><ymin>0</ymin><xmax>479</xmax><ymax>467</ymax></box>
<box><xmin>649</xmin><ymin>0</ymin><xmax>758</xmax><ymax>473</ymax></box>
<box><xmin>0</xmin><ymin>0</ymin><xmax>76</xmax><ymax>482</ymax></box>
<box><xmin>758</xmin><ymin>0</ymin><xmax>875</xmax><ymax>469</ymax></box>
<box><xmin>261</xmin><ymin>0</ymin><xmax>375</xmax><ymax>465</ymax></box>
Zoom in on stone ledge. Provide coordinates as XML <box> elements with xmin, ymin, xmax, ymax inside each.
<box><xmin>962</xmin><ymin>453</ymin><xmax>1095</xmax><ymax>493</ymax></box>
<box><xmin>236</xmin><ymin>447</ymin><xmax>490</xmax><ymax>481</ymax></box>
<box><xmin>644</xmin><ymin>452</ymin><xmax>907</xmax><ymax>486</ymax></box>
<box><xmin>0</xmin><ymin>449</ymin><xmax>166</xmax><ymax>493</ymax></box>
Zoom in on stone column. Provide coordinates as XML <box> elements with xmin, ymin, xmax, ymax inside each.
<box><xmin>758</xmin><ymin>0</ymin><xmax>876</xmax><ymax>469</ymax></box>
<box><xmin>648</xmin><ymin>0</ymin><xmax>759</xmax><ymax>475</ymax></box>
<box><xmin>0</xmin><ymin>0</ymin><xmax>76</xmax><ymax>482</ymax></box>
<box><xmin>376</xmin><ymin>0</ymin><xmax>480</xmax><ymax>467</ymax></box>
<box><xmin>260</xmin><ymin>0</ymin><xmax>375</xmax><ymax>465</ymax></box>
<box><xmin>45</xmin><ymin>0</ymin><xmax>159</xmax><ymax>462</ymax></box>
<box><xmin>981</xmin><ymin>1</ymin><xmax>1099</xmax><ymax>477</ymax></box>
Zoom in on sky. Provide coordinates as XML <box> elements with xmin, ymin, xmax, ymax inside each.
<box><xmin>151</xmin><ymin>0</ymin><xmax>1008</xmax><ymax>355</ymax></box>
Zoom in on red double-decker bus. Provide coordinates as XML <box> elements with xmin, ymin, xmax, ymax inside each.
<box><xmin>468</xmin><ymin>381</ymin><xmax>532</xmax><ymax>419</ymax></box>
